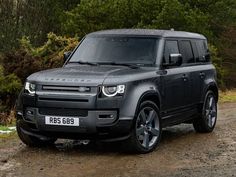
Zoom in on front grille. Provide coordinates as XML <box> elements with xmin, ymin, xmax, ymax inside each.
<box><xmin>42</xmin><ymin>85</ymin><xmax>91</xmax><ymax>93</ymax></box>
<box><xmin>39</xmin><ymin>108</ymin><xmax>88</xmax><ymax>117</ymax></box>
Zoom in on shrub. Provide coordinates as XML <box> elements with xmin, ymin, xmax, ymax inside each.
<box><xmin>20</xmin><ymin>33</ymin><xmax>78</xmax><ymax>69</ymax></box>
<box><xmin>209</xmin><ymin>44</ymin><xmax>226</xmax><ymax>88</ymax></box>
<box><xmin>0</xmin><ymin>33</ymin><xmax>78</xmax><ymax>121</ymax></box>
<box><xmin>2</xmin><ymin>49</ymin><xmax>42</xmax><ymax>83</ymax></box>
<box><xmin>0</xmin><ymin>65</ymin><xmax>22</xmax><ymax>115</ymax></box>
<box><xmin>2</xmin><ymin>33</ymin><xmax>78</xmax><ymax>83</ymax></box>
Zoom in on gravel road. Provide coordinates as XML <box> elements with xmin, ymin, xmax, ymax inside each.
<box><xmin>0</xmin><ymin>103</ymin><xmax>236</xmax><ymax>177</ymax></box>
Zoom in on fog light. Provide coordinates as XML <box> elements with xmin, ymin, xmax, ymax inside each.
<box><xmin>99</xmin><ymin>114</ymin><xmax>114</xmax><ymax>119</ymax></box>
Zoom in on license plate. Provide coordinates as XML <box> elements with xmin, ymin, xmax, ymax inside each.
<box><xmin>45</xmin><ymin>116</ymin><xmax>79</xmax><ymax>126</ymax></box>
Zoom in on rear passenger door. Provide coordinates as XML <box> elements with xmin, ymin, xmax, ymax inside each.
<box><xmin>161</xmin><ymin>40</ymin><xmax>191</xmax><ymax>113</ymax></box>
<box><xmin>191</xmin><ymin>40</ymin><xmax>209</xmax><ymax>103</ymax></box>
<box><xmin>178</xmin><ymin>40</ymin><xmax>195</xmax><ymax>106</ymax></box>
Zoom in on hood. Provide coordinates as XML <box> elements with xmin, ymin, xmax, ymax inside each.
<box><xmin>27</xmin><ymin>64</ymin><xmax>157</xmax><ymax>86</ymax></box>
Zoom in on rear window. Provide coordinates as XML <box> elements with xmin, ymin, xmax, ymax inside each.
<box><xmin>196</xmin><ymin>40</ymin><xmax>208</xmax><ymax>62</ymax></box>
<box><xmin>179</xmin><ymin>41</ymin><xmax>195</xmax><ymax>64</ymax></box>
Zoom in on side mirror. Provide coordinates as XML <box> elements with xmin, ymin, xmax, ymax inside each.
<box><xmin>163</xmin><ymin>53</ymin><xmax>182</xmax><ymax>67</ymax></box>
<box><xmin>169</xmin><ymin>54</ymin><xmax>182</xmax><ymax>66</ymax></box>
<box><xmin>205</xmin><ymin>52</ymin><xmax>211</xmax><ymax>62</ymax></box>
<box><xmin>63</xmin><ymin>51</ymin><xmax>72</xmax><ymax>63</ymax></box>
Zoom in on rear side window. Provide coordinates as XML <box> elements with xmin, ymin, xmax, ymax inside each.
<box><xmin>163</xmin><ymin>40</ymin><xmax>179</xmax><ymax>64</ymax></box>
<box><xmin>191</xmin><ymin>41</ymin><xmax>199</xmax><ymax>61</ymax></box>
<box><xmin>179</xmin><ymin>41</ymin><xmax>194</xmax><ymax>64</ymax></box>
<box><xmin>196</xmin><ymin>40</ymin><xmax>208</xmax><ymax>62</ymax></box>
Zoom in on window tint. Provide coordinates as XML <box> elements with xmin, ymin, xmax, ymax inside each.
<box><xmin>164</xmin><ymin>40</ymin><xmax>179</xmax><ymax>64</ymax></box>
<box><xmin>191</xmin><ymin>41</ymin><xmax>199</xmax><ymax>61</ymax></box>
<box><xmin>179</xmin><ymin>41</ymin><xmax>194</xmax><ymax>64</ymax></box>
<box><xmin>196</xmin><ymin>40</ymin><xmax>208</xmax><ymax>62</ymax></box>
<box><xmin>69</xmin><ymin>37</ymin><xmax>157</xmax><ymax>65</ymax></box>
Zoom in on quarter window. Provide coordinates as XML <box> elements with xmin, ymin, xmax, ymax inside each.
<box><xmin>179</xmin><ymin>41</ymin><xmax>194</xmax><ymax>64</ymax></box>
<box><xmin>164</xmin><ymin>40</ymin><xmax>179</xmax><ymax>64</ymax></box>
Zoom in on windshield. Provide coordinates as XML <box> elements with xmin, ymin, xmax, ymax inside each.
<box><xmin>69</xmin><ymin>36</ymin><xmax>158</xmax><ymax>65</ymax></box>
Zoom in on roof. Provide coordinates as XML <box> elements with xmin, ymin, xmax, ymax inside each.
<box><xmin>87</xmin><ymin>29</ymin><xmax>206</xmax><ymax>39</ymax></box>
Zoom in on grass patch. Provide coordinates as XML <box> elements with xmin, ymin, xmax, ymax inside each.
<box><xmin>219</xmin><ymin>90</ymin><xmax>236</xmax><ymax>103</ymax></box>
<box><xmin>0</xmin><ymin>125</ymin><xmax>16</xmax><ymax>139</ymax></box>
<box><xmin>0</xmin><ymin>132</ymin><xmax>16</xmax><ymax>139</ymax></box>
<box><xmin>0</xmin><ymin>125</ymin><xmax>11</xmax><ymax>131</ymax></box>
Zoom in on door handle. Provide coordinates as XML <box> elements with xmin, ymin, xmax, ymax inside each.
<box><xmin>182</xmin><ymin>74</ymin><xmax>188</xmax><ymax>82</ymax></box>
<box><xmin>199</xmin><ymin>72</ymin><xmax>205</xmax><ymax>79</ymax></box>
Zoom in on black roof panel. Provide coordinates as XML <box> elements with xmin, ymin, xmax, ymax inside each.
<box><xmin>87</xmin><ymin>29</ymin><xmax>206</xmax><ymax>39</ymax></box>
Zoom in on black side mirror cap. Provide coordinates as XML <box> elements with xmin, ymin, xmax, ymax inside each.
<box><xmin>63</xmin><ymin>51</ymin><xmax>72</xmax><ymax>63</ymax></box>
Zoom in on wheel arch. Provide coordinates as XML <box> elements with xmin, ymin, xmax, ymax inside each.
<box><xmin>135</xmin><ymin>91</ymin><xmax>161</xmax><ymax>117</ymax></box>
<box><xmin>203</xmin><ymin>83</ymin><xmax>219</xmax><ymax>102</ymax></box>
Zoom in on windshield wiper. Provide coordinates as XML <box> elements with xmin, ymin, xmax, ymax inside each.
<box><xmin>98</xmin><ymin>62</ymin><xmax>140</xmax><ymax>69</ymax></box>
<box><xmin>70</xmin><ymin>60</ymin><xmax>98</xmax><ymax>66</ymax></box>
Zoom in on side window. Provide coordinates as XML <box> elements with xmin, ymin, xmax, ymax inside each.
<box><xmin>196</xmin><ymin>40</ymin><xmax>208</xmax><ymax>62</ymax></box>
<box><xmin>191</xmin><ymin>41</ymin><xmax>200</xmax><ymax>61</ymax></box>
<box><xmin>163</xmin><ymin>40</ymin><xmax>179</xmax><ymax>64</ymax></box>
<box><xmin>179</xmin><ymin>41</ymin><xmax>194</xmax><ymax>64</ymax></box>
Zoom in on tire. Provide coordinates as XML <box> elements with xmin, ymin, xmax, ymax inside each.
<box><xmin>193</xmin><ymin>90</ymin><xmax>217</xmax><ymax>133</ymax></box>
<box><xmin>16</xmin><ymin>120</ymin><xmax>57</xmax><ymax>147</ymax></box>
<box><xmin>126</xmin><ymin>101</ymin><xmax>162</xmax><ymax>153</ymax></box>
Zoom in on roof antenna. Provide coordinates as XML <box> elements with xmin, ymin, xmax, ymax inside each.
<box><xmin>170</xmin><ymin>28</ymin><xmax>175</xmax><ymax>31</ymax></box>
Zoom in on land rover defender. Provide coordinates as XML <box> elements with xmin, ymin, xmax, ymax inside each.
<box><xmin>16</xmin><ymin>29</ymin><xmax>218</xmax><ymax>153</ymax></box>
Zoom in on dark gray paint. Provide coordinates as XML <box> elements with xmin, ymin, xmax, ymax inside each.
<box><xmin>16</xmin><ymin>29</ymin><xmax>218</xmax><ymax>141</ymax></box>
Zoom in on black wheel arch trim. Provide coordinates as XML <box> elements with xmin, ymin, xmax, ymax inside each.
<box><xmin>202</xmin><ymin>82</ymin><xmax>219</xmax><ymax>103</ymax></box>
<box><xmin>134</xmin><ymin>90</ymin><xmax>161</xmax><ymax>117</ymax></box>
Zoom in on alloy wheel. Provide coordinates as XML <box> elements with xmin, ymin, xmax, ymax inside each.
<box><xmin>204</xmin><ymin>94</ymin><xmax>217</xmax><ymax>128</ymax></box>
<box><xmin>136</xmin><ymin>107</ymin><xmax>160</xmax><ymax>149</ymax></box>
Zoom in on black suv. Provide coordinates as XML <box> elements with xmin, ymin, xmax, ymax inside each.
<box><xmin>16</xmin><ymin>29</ymin><xmax>218</xmax><ymax>153</ymax></box>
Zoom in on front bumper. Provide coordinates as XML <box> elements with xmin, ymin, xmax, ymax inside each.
<box><xmin>16</xmin><ymin>108</ymin><xmax>133</xmax><ymax>141</ymax></box>
<box><xmin>16</xmin><ymin>83</ymin><xmax>134</xmax><ymax>141</ymax></box>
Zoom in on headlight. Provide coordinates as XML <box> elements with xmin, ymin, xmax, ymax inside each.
<box><xmin>102</xmin><ymin>85</ymin><xmax>125</xmax><ymax>97</ymax></box>
<box><xmin>24</xmin><ymin>82</ymin><xmax>36</xmax><ymax>95</ymax></box>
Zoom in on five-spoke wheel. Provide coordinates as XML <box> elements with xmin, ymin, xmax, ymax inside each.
<box><xmin>136</xmin><ymin>107</ymin><xmax>160</xmax><ymax>149</ymax></box>
<box><xmin>193</xmin><ymin>90</ymin><xmax>217</xmax><ymax>133</ymax></box>
<box><xmin>205</xmin><ymin>94</ymin><xmax>217</xmax><ymax>128</ymax></box>
<box><xmin>127</xmin><ymin>101</ymin><xmax>162</xmax><ymax>153</ymax></box>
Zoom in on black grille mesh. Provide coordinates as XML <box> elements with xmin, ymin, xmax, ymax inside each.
<box><xmin>39</xmin><ymin>108</ymin><xmax>88</xmax><ymax>117</ymax></box>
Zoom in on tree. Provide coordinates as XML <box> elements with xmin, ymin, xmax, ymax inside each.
<box><xmin>0</xmin><ymin>0</ymin><xmax>81</xmax><ymax>52</ymax></box>
<box><xmin>62</xmin><ymin>0</ymin><xmax>211</xmax><ymax>39</ymax></box>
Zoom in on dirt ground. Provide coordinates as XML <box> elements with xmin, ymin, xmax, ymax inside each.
<box><xmin>0</xmin><ymin>103</ymin><xmax>236</xmax><ymax>177</ymax></box>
